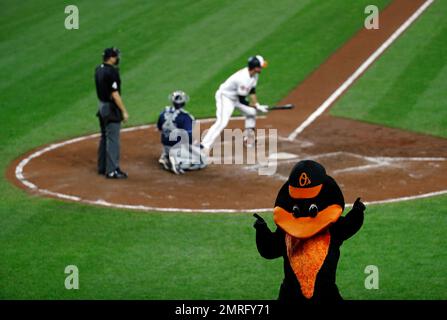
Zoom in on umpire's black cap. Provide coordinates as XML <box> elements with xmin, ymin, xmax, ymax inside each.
<box><xmin>103</xmin><ymin>47</ymin><xmax>121</xmax><ymax>60</ymax></box>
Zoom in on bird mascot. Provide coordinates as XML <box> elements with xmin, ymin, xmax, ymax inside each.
<box><xmin>254</xmin><ymin>160</ymin><xmax>366</xmax><ymax>302</ymax></box>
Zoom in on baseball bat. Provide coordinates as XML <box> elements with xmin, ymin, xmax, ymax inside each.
<box><xmin>268</xmin><ymin>103</ymin><xmax>294</xmax><ymax>111</ymax></box>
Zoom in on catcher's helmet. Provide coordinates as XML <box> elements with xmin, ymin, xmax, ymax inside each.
<box><xmin>248</xmin><ymin>55</ymin><xmax>267</xmax><ymax>69</ymax></box>
<box><xmin>169</xmin><ymin>90</ymin><xmax>189</xmax><ymax>108</ymax></box>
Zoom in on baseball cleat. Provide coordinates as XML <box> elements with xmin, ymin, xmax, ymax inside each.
<box><xmin>106</xmin><ymin>169</ymin><xmax>127</xmax><ymax>179</ymax></box>
<box><xmin>158</xmin><ymin>155</ymin><xmax>170</xmax><ymax>171</ymax></box>
<box><xmin>168</xmin><ymin>155</ymin><xmax>184</xmax><ymax>175</ymax></box>
<box><xmin>116</xmin><ymin>167</ymin><xmax>128</xmax><ymax>178</ymax></box>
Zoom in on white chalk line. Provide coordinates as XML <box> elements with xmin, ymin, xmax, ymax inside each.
<box><xmin>287</xmin><ymin>0</ymin><xmax>435</xmax><ymax>141</ymax></box>
<box><xmin>332</xmin><ymin>152</ymin><xmax>446</xmax><ymax>174</ymax></box>
<box><xmin>14</xmin><ymin>115</ymin><xmax>251</xmax><ymax>189</ymax></box>
<box><xmin>245</xmin><ymin>150</ymin><xmax>446</xmax><ymax>175</ymax></box>
<box><xmin>334</xmin><ymin>163</ymin><xmax>386</xmax><ymax>174</ymax></box>
<box><xmin>15</xmin><ymin>133</ymin><xmax>101</xmax><ymax>190</ymax></box>
<box><xmin>243</xmin><ymin>150</ymin><xmax>447</xmax><ymax>206</ymax></box>
<box><xmin>13</xmin><ymin>116</ymin><xmax>275</xmax><ymax>213</ymax></box>
<box><xmin>361</xmin><ymin>189</ymin><xmax>447</xmax><ymax>207</ymax></box>
<box><xmin>13</xmin><ymin>124</ymin><xmax>447</xmax><ymax>213</ymax></box>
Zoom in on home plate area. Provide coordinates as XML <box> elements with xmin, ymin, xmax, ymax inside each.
<box><xmin>231</xmin><ymin>136</ymin><xmax>447</xmax><ymax>205</ymax></box>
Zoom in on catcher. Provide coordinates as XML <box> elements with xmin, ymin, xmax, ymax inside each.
<box><xmin>157</xmin><ymin>90</ymin><xmax>206</xmax><ymax>174</ymax></box>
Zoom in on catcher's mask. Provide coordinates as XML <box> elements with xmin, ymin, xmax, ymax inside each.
<box><xmin>169</xmin><ymin>90</ymin><xmax>189</xmax><ymax>109</ymax></box>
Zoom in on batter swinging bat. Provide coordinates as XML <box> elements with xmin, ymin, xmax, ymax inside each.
<box><xmin>267</xmin><ymin>103</ymin><xmax>294</xmax><ymax>111</ymax></box>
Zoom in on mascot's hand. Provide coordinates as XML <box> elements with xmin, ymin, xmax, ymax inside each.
<box><xmin>353</xmin><ymin>197</ymin><xmax>366</xmax><ymax>213</ymax></box>
<box><xmin>253</xmin><ymin>213</ymin><xmax>267</xmax><ymax>229</ymax></box>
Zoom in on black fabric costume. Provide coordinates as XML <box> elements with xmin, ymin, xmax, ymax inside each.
<box><xmin>255</xmin><ymin>166</ymin><xmax>365</xmax><ymax>302</ymax></box>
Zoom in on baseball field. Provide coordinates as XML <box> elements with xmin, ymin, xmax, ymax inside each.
<box><xmin>1</xmin><ymin>0</ymin><xmax>446</xmax><ymax>300</ymax></box>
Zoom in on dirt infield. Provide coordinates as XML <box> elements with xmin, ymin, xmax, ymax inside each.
<box><xmin>7</xmin><ymin>0</ymin><xmax>447</xmax><ymax>212</ymax></box>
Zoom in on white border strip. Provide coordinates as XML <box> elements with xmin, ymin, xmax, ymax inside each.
<box><xmin>287</xmin><ymin>0</ymin><xmax>435</xmax><ymax>141</ymax></box>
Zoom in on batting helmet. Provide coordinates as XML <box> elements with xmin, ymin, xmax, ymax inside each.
<box><xmin>248</xmin><ymin>55</ymin><xmax>267</xmax><ymax>69</ymax></box>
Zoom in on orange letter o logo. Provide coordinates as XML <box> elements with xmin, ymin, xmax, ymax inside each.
<box><xmin>299</xmin><ymin>172</ymin><xmax>311</xmax><ymax>187</ymax></box>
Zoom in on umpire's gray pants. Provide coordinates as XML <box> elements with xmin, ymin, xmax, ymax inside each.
<box><xmin>98</xmin><ymin>117</ymin><xmax>121</xmax><ymax>174</ymax></box>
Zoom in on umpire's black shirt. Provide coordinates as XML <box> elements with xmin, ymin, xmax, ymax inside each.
<box><xmin>95</xmin><ymin>63</ymin><xmax>122</xmax><ymax>122</ymax></box>
<box><xmin>95</xmin><ymin>63</ymin><xmax>121</xmax><ymax>102</ymax></box>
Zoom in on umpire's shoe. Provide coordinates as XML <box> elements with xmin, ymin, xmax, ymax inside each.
<box><xmin>106</xmin><ymin>168</ymin><xmax>128</xmax><ymax>179</ymax></box>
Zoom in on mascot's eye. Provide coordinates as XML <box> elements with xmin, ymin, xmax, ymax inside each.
<box><xmin>292</xmin><ymin>205</ymin><xmax>300</xmax><ymax>218</ymax></box>
<box><xmin>308</xmin><ymin>204</ymin><xmax>319</xmax><ymax>217</ymax></box>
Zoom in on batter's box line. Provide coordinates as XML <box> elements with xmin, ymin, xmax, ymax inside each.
<box><xmin>243</xmin><ymin>151</ymin><xmax>447</xmax><ymax>177</ymax></box>
<box><xmin>333</xmin><ymin>154</ymin><xmax>447</xmax><ymax>174</ymax></box>
<box><xmin>243</xmin><ymin>151</ymin><xmax>358</xmax><ymax>170</ymax></box>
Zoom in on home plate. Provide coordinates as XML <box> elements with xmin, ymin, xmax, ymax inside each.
<box><xmin>268</xmin><ymin>152</ymin><xmax>299</xmax><ymax>160</ymax></box>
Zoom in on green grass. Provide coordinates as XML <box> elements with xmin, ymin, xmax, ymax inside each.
<box><xmin>338</xmin><ymin>196</ymin><xmax>447</xmax><ymax>300</ymax></box>
<box><xmin>1</xmin><ymin>196</ymin><xmax>446</xmax><ymax>299</ymax></box>
<box><xmin>331</xmin><ymin>0</ymin><xmax>447</xmax><ymax>138</ymax></box>
<box><xmin>1</xmin><ymin>0</ymin><xmax>446</xmax><ymax>300</ymax></box>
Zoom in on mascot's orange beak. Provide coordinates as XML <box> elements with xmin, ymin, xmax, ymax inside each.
<box><xmin>274</xmin><ymin>205</ymin><xmax>343</xmax><ymax>239</ymax></box>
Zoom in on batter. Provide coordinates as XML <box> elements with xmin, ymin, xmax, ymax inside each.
<box><xmin>201</xmin><ymin>55</ymin><xmax>269</xmax><ymax>150</ymax></box>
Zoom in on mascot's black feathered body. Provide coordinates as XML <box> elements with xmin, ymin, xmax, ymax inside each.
<box><xmin>254</xmin><ymin>160</ymin><xmax>366</xmax><ymax>302</ymax></box>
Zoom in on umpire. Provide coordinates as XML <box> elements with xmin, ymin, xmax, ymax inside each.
<box><xmin>95</xmin><ymin>47</ymin><xmax>129</xmax><ymax>179</ymax></box>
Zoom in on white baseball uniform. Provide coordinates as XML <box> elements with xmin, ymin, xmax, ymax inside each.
<box><xmin>201</xmin><ymin>67</ymin><xmax>258</xmax><ymax>149</ymax></box>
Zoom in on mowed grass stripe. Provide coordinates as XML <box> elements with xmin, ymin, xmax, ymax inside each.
<box><xmin>366</xmin><ymin>23</ymin><xmax>447</xmax><ymax>129</ymax></box>
<box><xmin>0</xmin><ymin>0</ymin><xmax>215</xmax><ymax>140</ymax></box>
<box><xmin>331</xmin><ymin>0</ymin><xmax>447</xmax><ymax>138</ymax></box>
<box><xmin>1</xmin><ymin>0</ymin><xmax>391</xmax><ymax>154</ymax></box>
<box><xmin>121</xmin><ymin>0</ymin><xmax>315</xmax><ymax>121</ymax></box>
<box><xmin>199</xmin><ymin>0</ymin><xmax>392</xmax><ymax>119</ymax></box>
<box><xmin>0</xmin><ymin>0</ymin><xmax>309</xmax><ymax>151</ymax></box>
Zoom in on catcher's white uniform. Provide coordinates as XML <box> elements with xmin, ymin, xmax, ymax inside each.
<box><xmin>201</xmin><ymin>67</ymin><xmax>264</xmax><ymax>149</ymax></box>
